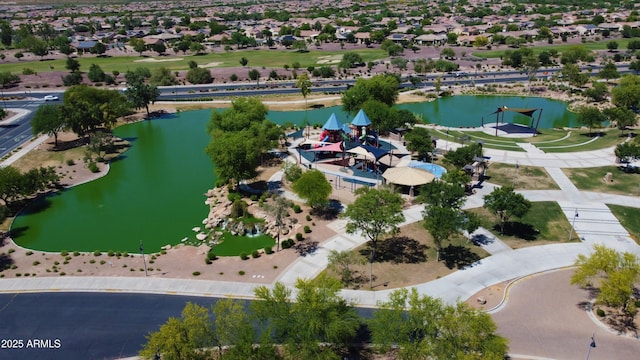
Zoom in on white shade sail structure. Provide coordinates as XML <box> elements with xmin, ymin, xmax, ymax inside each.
<box><xmin>382</xmin><ymin>166</ymin><xmax>436</xmax><ymax>186</ymax></box>
<box><xmin>347</xmin><ymin>146</ymin><xmax>377</xmax><ymax>161</ymax></box>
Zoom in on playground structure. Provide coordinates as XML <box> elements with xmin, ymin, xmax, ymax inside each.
<box><xmin>293</xmin><ymin>110</ymin><xmax>447</xmax><ymax>195</ymax></box>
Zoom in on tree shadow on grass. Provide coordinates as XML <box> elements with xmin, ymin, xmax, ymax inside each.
<box><xmin>440</xmin><ymin>244</ymin><xmax>481</xmax><ymax>270</ymax></box>
<box><xmin>369</xmin><ymin>236</ymin><xmax>428</xmax><ymax>264</ymax></box>
<box><xmin>493</xmin><ymin>221</ymin><xmax>539</xmax><ymax>241</ymax></box>
<box><xmin>581</xmin><ymin>131</ymin><xmax>605</xmax><ymax>138</ymax></box>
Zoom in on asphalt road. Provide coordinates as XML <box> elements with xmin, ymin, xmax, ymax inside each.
<box><xmin>0</xmin><ymin>292</ymin><xmax>375</xmax><ymax>360</ymax></box>
<box><xmin>0</xmin><ymin>97</ymin><xmax>59</xmax><ymax>159</ymax></box>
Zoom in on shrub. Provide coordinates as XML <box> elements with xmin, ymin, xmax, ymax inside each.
<box><xmin>192</xmin><ymin>271</ymin><xmax>201</xmax><ymax>276</ymax></box>
<box><xmin>205</xmin><ymin>258</ymin><xmax>212</xmax><ymax>265</ymax></box>
<box><xmin>93</xmin><ymin>250</ymin><xmax>102</xmax><ymax>256</ymax></box>
<box><xmin>7</xmin><ymin>248</ymin><xmax>15</xmax><ymax>254</ymax></box>
<box><xmin>73</xmin><ymin>251</ymin><xmax>80</xmax><ymax>256</ymax></box>
<box><xmin>264</xmin><ymin>246</ymin><xmax>273</xmax><ymax>254</ymax></box>
<box><xmin>596</xmin><ymin>308</ymin><xmax>605</xmax><ymax>317</ymax></box>
<box><xmin>250</xmin><ymin>194</ymin><xmax>258</xmax><ymax>202</ymax></box>
<box><xmin>306</xmin><ymin>214</ymin><xmax>312</xmax><ymax>221</ymax></box>
<box><xmin>296</xmin><ymin>233</ymin><xmax>304</xmax><ymax>241</ymax></box>
<box><xmin>88</xmin><ymin>162</ymin><xmax>99</xmax><ymax>173</ymax></box>
<box><xmin>26</xmin><ymin>251</ymin><xmax>33</xmax><ymax>256</ymax></box>
<box><xmin>22</xmin><ymin>67</ymin><xmax>36</xmax><ymax>75</ymax></box>
<box><xmin>303</xmin><ymin>226</ymin><xmax>311</xmax><ymax>234</ymax></box>
<box><xmin>207</xmin><ymin>251</ymin><xmax>217</xmax><ymax>261</ymax></box>
<box><xmin>238</xmin><ymin>270</ymin><xmax>245</xmax><ymax>275</ymax></box>
<box><xmin>100</xmin><ymin>260</ymin><xmax>106</xmax><ymax>265</ymax></box>
<box><xmin>293</xmin><ymin>204</ymin><xmax>302</xmax><ymax>213</ymax></box>
<box><xmin>32</xmin><ymin>261</ymin><xmax>40</xmax><ymax>266</ymax></box>
<box><xmin>251</xmin><ymin>250</ymin><xmax>260</xmax><ymax>258</ymax></box>
<box><xmin>282</xmin><ymin>239</ymin><xmax>294</xmax><ymax>249</ymax></box>
<box><xmin>240</xmin><ymin>252</ymin><xmax>249</xmax><ymax>260</ymax></box>
<box><xmin>107</xmin><ymin>251</ymin><xmax>115</xmax><ymax>257</ymax></box>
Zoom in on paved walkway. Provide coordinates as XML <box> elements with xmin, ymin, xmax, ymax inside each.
<box><xmin>1</xmin><ymin>123</ymin><xmax>639</xmax><ymax>311</ymax></box>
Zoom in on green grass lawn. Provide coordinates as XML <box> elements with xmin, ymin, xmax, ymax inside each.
<box><xmin>211</xmin><ymin>232</ymin><xmax>274</xmax><ymax>257</ymax></box>
<box><xmin>468</xmin><ymin>201</ymin><xmax>575</xmax><ymax>249</ymax></box>
<box><xmin>430</xmin><ymin>127</ymin><xmax>623</xmax><ymax>153</ymax></box>
<box><xmin>608</xmin><ymin>204</ymin><xmax>640</xmax><ymax>243</ymax></box>
<box><xmin>563</xmin><ymin>166</ymin><xmax>640</xmax><ymax>196</ymax></box>
<box><xmin>538</xmin><ymin>128</ymin><xmax>626</xmax><ymax>153</ymax></box>
<box><xmin>485</xmin><ymin>163</ymin><xmax>559</xmax><ymax>190</ymax></box>
<box><xmin>0</xmin><ymin>48</ymin><xmax>387</xmax><ymax>74</ymax></box>
<box><xmin>472</xmin><ymin>37</ymin><xmax>640</xmax><ymax>58</ymax></box>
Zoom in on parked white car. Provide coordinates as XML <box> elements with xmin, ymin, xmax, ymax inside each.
<box><xmin>44</xmin><ymin>95</ymin><xmax>59</xmax><ymax>101</ymax></box>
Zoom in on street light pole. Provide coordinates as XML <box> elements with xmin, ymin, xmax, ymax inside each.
<box><xmin>569</xmin><ymin>208</ymin><xmax>579</xmax><ymax>241</ymax></box>
<box><xmin>585</xmin><ymin>333</ymin><xmax>596</xmax><ymax>360</ymax></box>
<box><xmin>140</xmin><ymin>239</ymin><xmax>148</xmax><ymax>277</ymax></box>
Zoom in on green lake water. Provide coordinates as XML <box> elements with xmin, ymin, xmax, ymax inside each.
<box><xmin>12</xmin><ymin>110</ymin><xmax>216</xmax><ymax>253</ymax></box>
<box><xmin>266</xmin><ymin>95</ymin><xmax>577</xmax><ymax>129</ymax></box>
<box><xmin>12</xmin><ymin>96</ymin><xmax>575</xmax><ymax>252</ymax></box>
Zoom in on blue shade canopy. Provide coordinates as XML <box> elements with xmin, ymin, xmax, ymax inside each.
<box><xmin>322</xmin><ymin>113</ymin><xmax>343</xmax><ymax>130</ymax></box>
<box><xmin>351</xmin><ymin>109</ymin><xmax>372</xmax><ymax>126</ymax></box>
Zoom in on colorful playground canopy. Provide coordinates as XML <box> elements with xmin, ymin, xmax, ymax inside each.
<box><xmin>322</xmin><ymin>113</ymin><xmax>343</xmax><ymax>131</ymax></box>
<box><xmin>348</xmin><ymin>145</ymin><xmax>388</xmax><ymax>160</ymax></box>
<box><xmin>382</xmin><ymin>167</ymin><xmax>436</xmax><ymax>186</ymax></box>
<box><xmin>305</xmin><ymin>141</ymin><xmax>344</xmax><ymax>153</ymax></box>
<box><xmin>352</xmin><ymin>109</ymin><xmax>372</xmax><ymax>126</ymax></box>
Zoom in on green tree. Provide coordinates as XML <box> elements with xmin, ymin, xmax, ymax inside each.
<box><xmin>342</xmin><ymin>74</ymin><xmax>399</xmax><ymax>115</ymax></box>
<box><xmin>598</xmin><ymin>61</ymin><xmax>620</xmax><ymax>83</ymax></box>
<box><xmin>404</xmin><ymin>127</ymin><xmax>433</xmax><ymax>160</ymax></box>
<box><xmin>291</xmin><ymin>169</ymin><xmax>332</xmax><ymax>208</ymax></box>
<box><xmin>139</xmin><ymin>302</ymin><xmax>213</xmax><ymax>360</ymax></box>
<box><xmin>206</xmin><ymin>98</ymin><xmax>281</xmax><ymax>188</ymax></box>
<box><xmin>0</xmin><ymin>72</ymin><xmax>19</xmax><ymax>88</ymax></box>
<box><xmin>149</xmin><ymin>66</ymin><xmax>177</xmax><ymax>86</ymax></box>
<box><xmin>125</xmin><ymin>71</ymin><xmax>160</xmax><ymax>119</ymax></box>
<box><xmin>327</xmin><ymin>249</ymin><xmax>366</xmax><ymax>286</ymax></box>
<box><xmin>87</xmin><ymin>63</ymin><xmax>106</xmax><ymax>82</ymax></box>
<box><xmin>0</xmin><ymin>21</ymin><xmax>13</xmax><ymax>47</ymax></box>
<box><xmin>343</xmin><ymin>186</ymin><xmax>405</xmax><ymax>288</ymax></box>
<box><xmin>63</xmin><ymin>85</ymin><xmax>130</xmax><ymax>139</ymax></box>
<box><xmin>483</xmin><ymin>185</ymin><xmax>531</xmax><ymax>234</ymax></box>
<box><xmin>473</xmin><ymin>35</ymin><xmax>489</xmax><ymax>48</ymax></box>
<box><xmin>614</xmin><ymin>141</ymin><xmax>640</xmax><ymax>167</ymax></box>
<box><xmin>129</xmin><ymin>38</ymin><xmax>146</xmax><ymax>56</ymax></box>
<box><xmin>339</xmin><ymin>52</ymin><xmax>363</xmax><ymax>69</ymax></box>
<box><xmin>583</xmin><ymin>81</ymin><xmax>608</xmax><ymax>102</ymax></box>
<box><xmin>440</xmin><ymin>47</ymin><xmax>455</xmax><ymax>59</ymax></box>
<box><xmin>611</xmin><ymin>75</ymin><xmax>640</xmax><ymax>109</ymax></box>
<box><xmin>65</xmin><ymin>57</ymin><xmax>80</xmax><ymax>72</ymax></box>
<box><xmin>604</xmin><ymin>107</ymin><xmax>638</xmax><ymax>135</ymax></box>
<box><xmin>561</xmin><ymin>62</ymin><xmax>589</xmax><ymax>88</ymax></box>
<box><xmin>263</xmin><ymin>195</ymin><xmax>290</xmax><ymax>251</ymax></box>
<box><xmin>607</xmin><ymin>40</ymin><xmax>619</xmax><ymax>52</ymax></box>
<box><xmin>90</xmin><ymin>42</ymin><xmax>107</xmax><ymax>56</ymax></box>
<box><xmin>0</xmin><ymin>166</ymin><xmax>59</xmax><ymax>209</ymax></box>
<box><xmin>576</xmin><ymin>106</ymin><xmax>605</xmax><ymax>135</ymax></box>
<box><xmin>186</xmin><ymin>67</ymin><xmax>212</xmax><ymax>84</ymax></box>
<box><xmin>239</xmin><ymin>57</ymin><xmax>248</xmax><ymax>66</ymax></box>
<box><xmin>444</xmin><ymin>143</ymin><xmax>483</xmax><ymax>168</ymax></box>
<box><xmin>369</xmin><ymin>288</ymin><xmax>508</xmax><ymax>360</ymax></box>
<box><xmin>295</xmin><ymin>72</ymin><xmax>312</xmax><ymax>110</ymax></box>
<box><xmin>189</xmin><ymin>42</ymin><xmax>205</xmax><ymax>54</ymax></box>
<box><xmin>571</xmin><ymin>245</ymin><xmax>640</xmax><ymax>314</ymax></box>
<box><xmin>252</xmin><ymin>275</ymin><xmax>360</xmax><ymax>359</ymax></box>
<box><xmin>248</xmin><ymin>69</ymin><xmax>260</xmax><ymax>85</ymax></box>
<box><xmin>31</xmin><ymin>104</ymin><xmax>66</xmax><ymax>147</ymax></box>
<box><xmin>151</xmin><ymin>42</ymin><xmax>166</xmax><ymax>55</ymax></box>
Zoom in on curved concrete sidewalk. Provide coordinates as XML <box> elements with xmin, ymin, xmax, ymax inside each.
<box><xmin>1</xmin><ymin>130</ymin><xmax>639</xmax><ymax>310</ymax></box>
